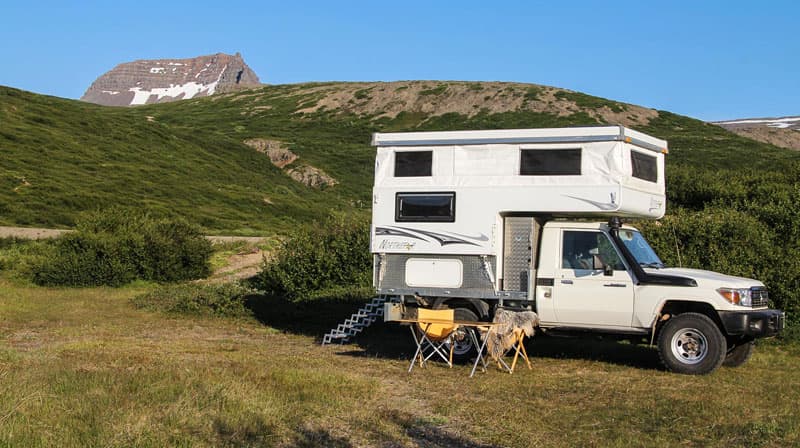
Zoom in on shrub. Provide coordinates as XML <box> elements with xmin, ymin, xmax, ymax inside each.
<box><xmin>253</xmin><ymin>214</ymin><xmax>371</xmax><ymax>300</ymax></box>
<box><xmin>30</xmin><ymin>232</ymin><xmax>138</xmax><ymax>286</ymax></box>
<box><xmin>30</xmin><ymin>207</ymin><xmax>212</xmax><ymax>286</ymax></box>
<box><xmin>0</xmin><ymin>237</ymin><xmax>49</xmax><ymax>273</ymax></box>
<box><xmin>132</xmin><ymin>282</ymin><xmax>256</xmax><ymax>317</ymax></box>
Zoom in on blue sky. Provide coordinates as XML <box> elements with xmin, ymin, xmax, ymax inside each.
<box><xmin>0</xmin><ymin>1</ymin><xmax>797</xmax><ymax>121</ymax></box>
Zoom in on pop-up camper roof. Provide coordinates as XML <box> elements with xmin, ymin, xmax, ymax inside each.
<box><xmin>372</xmin><ymin>125</ymin><xmax>668</xmax><ymax>154</ymax></box>
<box><xmin>371</xmin><ymin>126</ymin><xmax>668</xmax><ymax>256</ymax></box>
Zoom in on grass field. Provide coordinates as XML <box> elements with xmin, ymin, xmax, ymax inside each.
<box><xmin>1</xmin><ymin>278</ymin><xmax>798</xmax><ymax>447</ymax></box>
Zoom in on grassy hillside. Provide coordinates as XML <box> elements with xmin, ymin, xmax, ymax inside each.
<box><xmin>3</xmin><ymin>81</ymin><xmax>798</xmax><ymax>234</ymax></box>
<box><xmin>0</xmin><ymin>87</ymin><xmax>368</xmax><ymax>234</ymax></box>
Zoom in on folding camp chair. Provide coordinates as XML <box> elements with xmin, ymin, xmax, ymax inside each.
<box><xmin>487</xmin><ymin>309</ymin><xmax>537</xmax><ymax>374</ymax></box>
<box><xmin>408</xmin><ymin>308</ymin><xmax>457</xmax><ymax>372</ymax></box>
<box><xmin>508</xmin><ymin>328</ymin><xmax>533</xmax><ymax>372</ymax></box>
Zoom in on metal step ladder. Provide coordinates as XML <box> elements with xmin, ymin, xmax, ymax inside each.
<box><xmin>322</xmin><ymin>295</ymin><xmax>395</xmax><ymax>345</ymax></box>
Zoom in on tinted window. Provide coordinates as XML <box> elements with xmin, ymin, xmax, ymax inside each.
<box><xmin>631</xmin><ymin>151</ymin><xmax>657</xmax><ymax>182</ymax></box>
<box><xmin>396</xmin><ymin>193</ymin><xmax>455</xmax><ymax>222</ymax></box>
<box><xmin>561</xmin><ymin>231</ymin><xmax>625</xmax><ymax>270</ymax></box>
<box><xmin>395</xmin><ymin>151</ymin><xmax>432</xmax><ymax>177</ymax></box>
<box><xmin>520</xmin><ymin>149</ymin><xmax>581</xmax><ymax>175</ymax></box>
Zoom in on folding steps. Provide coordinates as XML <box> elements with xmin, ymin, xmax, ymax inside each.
<box><xmin>322</xmin><ymin>295</ymin><xmax>395</xmax><ymax>345</ymax></box>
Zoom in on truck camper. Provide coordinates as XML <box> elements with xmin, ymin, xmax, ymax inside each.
<box><xmin>369</xmin><ymin>125</ymin><xmax>784</xmax><ymax>375</ymax></box>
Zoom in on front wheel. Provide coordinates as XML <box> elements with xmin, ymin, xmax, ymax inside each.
<box><xmin>724</xmin><ymin>340</ymin><xmax>755</xmax><ymax>368</ymax></box>
<box><xmin>657</xmin><ymin>313</ymin><xmax>726</xmax><ymax>375</ymax></box>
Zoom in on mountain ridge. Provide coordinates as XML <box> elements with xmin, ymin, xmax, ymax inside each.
<box><xmin>713</xmin><ymin>115</ymin><xmax>800</xmax><ymax>151</ymax></box>
<box><xmin>81</xmin><ymin>52</ymin><xmax>261</xmax><ymax>107</ymax></box>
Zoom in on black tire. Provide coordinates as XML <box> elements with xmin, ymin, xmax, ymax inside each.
<box><xmin>449</xmin><ymin>308</ymin><xmax>480</xmax><ymax>362</ymax></box>
<box><xmin>723</xmin><ymin>341</ymin><xmax>755</xmax><ymax>368</ymax></box>
<box><xmin>657</xmin><ymin>312</ymin><xmax>726</xmax><ymax>375</ymax></box>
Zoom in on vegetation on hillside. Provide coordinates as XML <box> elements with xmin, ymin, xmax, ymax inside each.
<box><xmin>1</xmin><ymin>81</ymin><xmax>799</xmax><ymax>319</ymax></box>
<box><xmin>28</xmin><ymin>208</ymin><xmax>212</xmax><ymax>286</ymax></box>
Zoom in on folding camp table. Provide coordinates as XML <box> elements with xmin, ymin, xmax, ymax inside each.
<box><xmin>397</xmin><ymin>319</ymin><xmax>509</xmax><ymax>377</ymax></box>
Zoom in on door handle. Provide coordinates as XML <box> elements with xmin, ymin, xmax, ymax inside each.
<box><xmin>603</xmin><ymin>283</ymin><xmax>627</xmax><ymax>287</ymax></box>
<box><xmin>560</xmin><ymin>280</ymin><xmax>573</xmax><ymax>285</ymax></box>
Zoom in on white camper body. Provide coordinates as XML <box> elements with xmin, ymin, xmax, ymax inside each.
<box><xmin>371</xmin><ymin>126</ymin><xmax>667</xmax><ymax>301</ymax></box>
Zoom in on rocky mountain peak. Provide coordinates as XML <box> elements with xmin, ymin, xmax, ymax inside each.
<box><xmin>714</xmin><ymin>116</ymin><xmax>800</xmax><ymax>151</ymax></box>
<box><xmin>81</xmin><ymin>52</ymin><xmax>261</xmax><ymax>107</ymax></box>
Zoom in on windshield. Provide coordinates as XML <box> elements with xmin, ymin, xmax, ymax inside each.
<box><xmin>618</xmin><ymin>229</ymin><xmax>665</xmax><ymax>268</ymax></box>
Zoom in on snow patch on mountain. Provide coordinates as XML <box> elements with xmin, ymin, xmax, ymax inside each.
<box><xmin>81</xmin><ymin>52</ymin><xmax>261</xmax><ymax>107</ymax></box>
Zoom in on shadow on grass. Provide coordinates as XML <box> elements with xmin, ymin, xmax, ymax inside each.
<box><xmin>528</xmin><ymin>334</ymin><xmax>663</xmax><ymax>371</ymax></box>
<box><xmin>244</xmin><ymin>292</ymin><xmax>378</xmax><ymax>340</ymax></box>
<box><xmin>245</xmin><ymin>293</ymin><xmax>663</xmax><ymax>371</ymax></box>
<box><xmin>290</xmin><ymin>410</ymin><xmax>500</xmax><ymax>448</ymax></box>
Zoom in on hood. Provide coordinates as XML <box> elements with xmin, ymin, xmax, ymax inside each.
<box><xmin>644</xmin><ymin>267</ymin><xmax>764</xmax><ymax>289</ymax></box>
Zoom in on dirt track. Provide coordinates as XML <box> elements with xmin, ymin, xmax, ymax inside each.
<box><xmin>0</xmin><ymin>226</ymin><xmax>70</xmax><ymax>239</ymax></box>
<box><xmin>0</xmin><ymin>226</ymin><xmax>266</xmax><ymax>244</ymax></box>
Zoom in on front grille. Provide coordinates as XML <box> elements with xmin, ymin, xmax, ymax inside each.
<box><xmin>751</xmin><ymin>287</ymin><xmax>769</xmax><ymax>307</ymax></box>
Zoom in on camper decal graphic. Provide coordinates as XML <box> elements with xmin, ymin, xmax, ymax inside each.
<box><xmin>564</xmin><ymin>195</ymin><xmax>617</xmax><ymax>211</ymax></box>
<box><xmin>374</xmin><ymin>227</ymin><xmax>427</xmax><ymax>241</ymax></box>
<box><xmin>375</xmin><ymin>226</ymin><xmax>487</xmax><ymax>247</ymax></box>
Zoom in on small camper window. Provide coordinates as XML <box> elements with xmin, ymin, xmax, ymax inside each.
<box><xmin>520</xmin><ymin>149</ymin><xmax>582</xmax><ymax>175</ymax></box>
<box><xmin>396</xmin><ymin>192</ymin><xmax>455</xmax><ymax>222</ymax></box>
<box><xmin>631</xmin><ymin>151</ymin><xmax>657</xmax><ymax>182</ymax></box>
<box><xmin>394</xmin><ymin>151</ymin><xmax>432</xmax><ymax>177</ymax></box>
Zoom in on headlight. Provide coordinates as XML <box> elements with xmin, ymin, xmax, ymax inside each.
<box><xmin>717</xmin><ymin>287</ymin><xmax>752</xmax><ymax>306</ymax></box>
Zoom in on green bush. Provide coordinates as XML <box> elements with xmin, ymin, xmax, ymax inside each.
<box><xmin>0</xmin><ymin>237</ymin><xmax>49</xmax><ymax>273</ymax></box>
<box><xmin>132</xmin><ymin>282</ymin><xmax>256</xmax><ymax>317</ymax></box>
<box><xmin>253</xmin><ymin>214</ymin><xmax>371</xmax><ymax>300</ymax></box>
<box><xmin>30</xmin><ymin>208</ymin><xmax>212</xmax><ymax>286</ymax></box>
<box><xmin>30</xmin><ymin>232</ymin><xmax>138</xmax><ymax>286</ymax></box>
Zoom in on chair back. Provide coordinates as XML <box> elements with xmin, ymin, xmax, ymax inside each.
<box><xmin>416</xmin><ymin>308</ymin><xmax>456</xmax><ymax>340</ymax></box>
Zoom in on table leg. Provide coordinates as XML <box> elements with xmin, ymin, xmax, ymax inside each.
<box><xmin>408</xmin><ymin>325</ymin><xmax>423</xmax><ymax>373</ymax></box>
<box><xmin>469</xmin><ymin>328</ymin><xmax>491</xmax><ymax>378</ymax></box>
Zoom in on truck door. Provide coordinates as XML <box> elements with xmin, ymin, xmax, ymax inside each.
<box><xmin>553</xmin><ymin>230</ymin><xmax>634</xmax><ymax>327</ymax></box>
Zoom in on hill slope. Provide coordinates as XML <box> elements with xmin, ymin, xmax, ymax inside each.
<box><xmin>714</xmin><ymin>116</ymin><xmax>800</xmax><ymax>151</ymax></box>
<box><xmin>1</xmin><ymin>81</ymin><xmax>799</xmax><ymax>233</ymax></box>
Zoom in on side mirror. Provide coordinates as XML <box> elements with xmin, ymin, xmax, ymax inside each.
<box><xmin>603</xmin><ymin>264</ymin><xmax>614</xmax><ymax>276</ymax></box>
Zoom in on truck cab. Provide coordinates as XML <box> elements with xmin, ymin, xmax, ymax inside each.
<box><xmin>531</xmin><ymin>219</ymin><xmax>783</xmax><ymax>374</ymax></box>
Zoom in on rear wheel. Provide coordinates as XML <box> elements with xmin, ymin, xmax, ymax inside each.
<box><xmin>449</xmin><ymin>308</ymin><xmax>480</xmax><ymax>362</ymax></box>
<box><xmin>724</xmin><ymin>340</ymin><xmax>755</xmax><ymax>368</ymax></box>
<box><xmin>657</xmin><ymin>313</ymin><xmax>726</xmax><ymax>375</ymax></box>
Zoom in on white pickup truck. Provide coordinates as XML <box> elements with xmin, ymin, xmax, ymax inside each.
<box><xmin>523</xmin><ymin>217</ymin><xmax>783</xmax><ymax>374</ymax></box>
<box><xmin>370</xmin><ymin>126</ymin><xmax>785</xmax><ymax>374</ymax></box>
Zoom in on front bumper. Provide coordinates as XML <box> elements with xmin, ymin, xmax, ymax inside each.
<box><xmin>718</xmin><ymin>309</ymin><xmax>785</xmax><ymax>337</ymax></box>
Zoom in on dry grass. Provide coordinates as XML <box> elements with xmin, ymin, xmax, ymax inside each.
<box><xmin>1</xmin><ymin>279</ymin><xmax>798</xmax><ymax>447</ymax></box>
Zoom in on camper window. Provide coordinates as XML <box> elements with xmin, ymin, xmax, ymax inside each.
<box><xmin>395</xmin><ymin>192</ymin><xmax>455</xmax><ymax>222</ymax></box>
<box><xmin>631</xmin><ymin>150</ymin><xmax>657</xmax><ymax>182</ymax></box>
<box><xmin>395</xmin><ymin>151</ymin><xmax>432</xmax><ymax>177</ymax></box>
<box><xmin>520</xmin><ymin>149</ymin><xmax>582</xmax><ymax>175</ymax></box>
